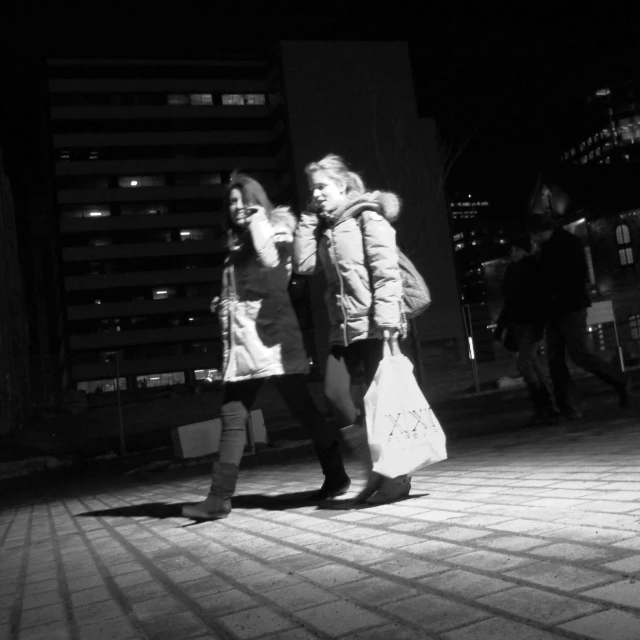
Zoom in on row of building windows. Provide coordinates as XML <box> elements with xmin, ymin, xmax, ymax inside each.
<box><xmin>52</xmin><ymin>92</ymin><xmax>273</xmax><ymax>107</ymax></box>
<box><xmin>170</xmin><ymin>93</ymin><xmax>267</xmax><ymax>107</ymax></box>
<box><xmin>562</xmin><ymin>117</ymin><xmax>640</xmax><ymax>162</ymax></box>
<box><xmin>57</xmin><ymin>172</ymin><xmax>227</xmax><ymax>190</ymax></box>
<box><xmin>60</xmin><ymin>200</ymin><xmax>227</xmax><ymax>218</ymax></box>
<box><xmin>76</xmin><ymin>368</ymin><xmax>224</xmax><ymax>393</ymax></box>
<box><xmin>75</xmin><ymin>341</ymin><xmax>219</xmax><ymax>365</ymax></box>
<box><xmin>70</xmin><ymin>313</ymin><xmax>215</xmax><ymax>335</ymax></box>
<box><xmin>65</xmin><ymin>256</ymin><xmax>223</xmax><ymax>280</ymax></box>
<box><xmin>54</xmin><ymin>140</ymin><xmax>287</xmax><ymax>163</ymax></box>
<box><xmin>62</xmin><ymin>227</ymin><xmax>220</xmax><ymax>248</ymax></box>
<box><xmin>54</xmin><ymin>117</ymin><xmax>277</xmax><ymax>135</ymax></box>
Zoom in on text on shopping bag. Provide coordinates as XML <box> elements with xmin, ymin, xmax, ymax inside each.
<box><xmin>386</xmin><ymin>408</ymin><xmax>442</xmax><ymax>441</ymax></box>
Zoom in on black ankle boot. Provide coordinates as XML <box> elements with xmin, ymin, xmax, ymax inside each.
<box><xmin>311</xmin><ymin>442</ymin><xmax>351</xmax><ymax>500</ymax></box>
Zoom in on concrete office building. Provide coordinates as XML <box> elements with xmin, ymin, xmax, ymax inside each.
<box><xmin>42</xmin><ymin>43</ymin><xmax>464</xmax><ymax>394</ymax></box>
<box><xmin>47</xmin><ymin>56</ymin><xmax>297</xmax><ymax>392</ymax></box>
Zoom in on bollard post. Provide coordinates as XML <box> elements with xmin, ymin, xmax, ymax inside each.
<box><xmin>463</xmin><ymin>305</ymin><xmax>481</xmax><ymax>393</ymax></box>
<box><xmin>113</xmin><ymin>353</ymin><xmax>126</xmax><ymax>456</ymax></box>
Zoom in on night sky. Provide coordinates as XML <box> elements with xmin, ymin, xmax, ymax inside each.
<box><xmin>3</xmin><ymin>0</ymin><xmax>639</xmax><ymax>218</ymax></box>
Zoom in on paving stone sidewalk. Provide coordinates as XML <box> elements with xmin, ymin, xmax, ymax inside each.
<box><xmin>1</xmin><ymin>412</ymin><xmax>640</xmax><ymax>640</ymax></box>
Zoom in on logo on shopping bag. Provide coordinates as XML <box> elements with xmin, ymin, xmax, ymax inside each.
<box><xmin>385</xmin><ymin>408</ymin><xmax>434</xmax><ymax>441</ymax></box>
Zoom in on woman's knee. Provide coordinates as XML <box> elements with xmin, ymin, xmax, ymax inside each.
<box><xmin>221</xmin><ymin>401</ymin><xmax>249</xmax><ymax>430</ymax></box>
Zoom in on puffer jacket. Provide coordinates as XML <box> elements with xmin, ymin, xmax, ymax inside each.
<box><xmin>293</xmin><ymin>191</ymin><xmax>403</xmax><ymax>346</ymax></box>
<box><xmin>219</xmin><ymin>207</ymin><xmax>310</xmax><ymax>383</ymax></box>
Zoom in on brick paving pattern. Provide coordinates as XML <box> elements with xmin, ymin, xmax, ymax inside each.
<box><xmin>1</xmin><ymin>414</ymin><xmax>639</xmax><ymax>639</ymax></box>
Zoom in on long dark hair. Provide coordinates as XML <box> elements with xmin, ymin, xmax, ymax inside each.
<box><xmin>224</xmin><ymin>173</ymin><xmax>274</xmax><ymax>258</ymax></box>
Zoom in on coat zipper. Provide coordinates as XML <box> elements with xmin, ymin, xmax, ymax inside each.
<box><xmin>330</xmin><ymin>228</ymin><xmax>349</xmax><ymax>346</ymax></box>
<box><xmin>223</xmin><ymin>262</ymin><xmax>237</xmax><ymax>379</ymax></box>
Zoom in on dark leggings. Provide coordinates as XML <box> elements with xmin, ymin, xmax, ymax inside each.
<box><xmin>218</xmin><ymin>374</ymin><xmax>334</xmax><ymax>466</ymax></box>
<box><xmin>324</xmin><ymin>339</ymin><xmax>384</xmax><ymax>427</ymax></box>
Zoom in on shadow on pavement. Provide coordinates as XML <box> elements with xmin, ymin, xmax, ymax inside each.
<box><xmin>74</xmin><ymin>490</ymin><xmax>430</xmax><ymax>522</ymax></box>
<box><xmin>76</xmin><ymin>502</ymin><xmax>191</xmax><ymax>519</ymax></box>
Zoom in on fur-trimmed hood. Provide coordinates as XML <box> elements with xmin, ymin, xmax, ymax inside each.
<box><xmin>320</xmin><ymin>191</ymin><xmax>402</xmax><ymax>226</ymax></box>
<box><xmin>268</xmin><ymin>205</ymin><xmax>297</xmax><ymax>234</ymax></box>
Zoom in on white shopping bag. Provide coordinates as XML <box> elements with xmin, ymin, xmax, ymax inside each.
<box><xmin>364</xmin><ymin>342</ymin><xmax>447</xmax><ymax>478</ymax></box>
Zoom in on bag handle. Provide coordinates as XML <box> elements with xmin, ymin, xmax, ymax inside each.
<box><xmin>383</xmin><ymin>333</ymin><xmax>401</xmax><ymax>358</ymax></box>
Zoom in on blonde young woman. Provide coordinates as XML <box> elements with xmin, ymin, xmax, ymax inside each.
<box><xmin>293</xmin><ymin>155</ymin><xmax>412</xmax><ymax>505</ymax></box>
<box><xmin>182</xmin><ymin>174</ymin><xmax>350</xmax><ymax>520</ymax></box>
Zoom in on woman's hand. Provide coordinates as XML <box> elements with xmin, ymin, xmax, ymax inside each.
<box><xmin>244</xmin><ymin>205</ymin><xmax>266</xmax><ymax>225</ymax></box>
<box><xmin>210</xmin><ymin>296</ymin><xmax>220</xmax><ymax>314</ymax></box>
<box><xmin>383</xmin><ymin>328</ymin><xmax>400</xmax><ymax>355</ymax></box>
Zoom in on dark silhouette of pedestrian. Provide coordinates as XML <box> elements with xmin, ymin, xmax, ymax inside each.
<box><xmin>528</xmin><ymin>215</ymin><xmax>630</xmax><ymax>419</ymax></box>
<box><xmin>494</xmin><ymin>234</ymin><xmax>558</xmax><ymax>423</ymax></box>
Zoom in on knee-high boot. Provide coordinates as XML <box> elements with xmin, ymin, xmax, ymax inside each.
<box><xmin>182</xmin><ymin>461</ymin><xmax>239</xmax><ymax>520</ymax></box>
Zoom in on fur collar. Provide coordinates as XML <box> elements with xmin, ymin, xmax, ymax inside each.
<box><xmin>321</xmin><ymin>191</ymin><xmax>402</xmax><ymax>226</ymax></box>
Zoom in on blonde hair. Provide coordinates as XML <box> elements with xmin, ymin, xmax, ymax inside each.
<box><xmin>305</xmin><ymin>154</ymin><xmax>366</xmax><ymax>195</ymax></box>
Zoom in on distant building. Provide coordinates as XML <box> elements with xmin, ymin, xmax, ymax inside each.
<box><xmin>6</xmin><ymin>43</ymin><xmax>464</xmax><ymax>398</ymax></box>
<box><xmin>560</xmin><ymin>78</ymin><xmax>640</xmax><ymax>167</ymax></box>
<box><xmin>448</xmin><ymin>192</ymin><xmax>516</xmax><ymax>304</ymax></box>
<box><xmin>0</xmin><ymin>149</ymin><xmax>31</xmax><ymax>431</ymax></box>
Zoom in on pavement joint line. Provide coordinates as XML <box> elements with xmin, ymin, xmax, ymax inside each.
<box><xmin>4</xmin><ymin>415</ymin><xmax>640</xmax><ymax>640</ymax></box>
<box><xmin>71</xmin><ymin>494</ymin><xmax>324</xmax><ymax>640</ymax></box>
<box><xmin>7</xmin><ymin>505</ymin><xmax>33</xmax><ymax>640</ymax></box>
<box><xmin>84</xmin><ymin>495</ymin><xmax>466</xmax><ymax>638</ymax></box>
<box><xmin>174</xmin><ymin>506</ymin><xmax>620</xmax><ymax>637</ymax></box>
<box><xmin>67</xmin><ymin>493</ymin><xmax>235</xmax><ymax>640</ymax></box>
<box><xmin>46</xmin><ymin>501</ymin><xmax>83</xmax><ymax>640</ymax></box>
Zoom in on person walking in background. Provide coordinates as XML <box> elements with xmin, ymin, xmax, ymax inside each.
<box><xmin>494</xmin><ymin>234</ymin><xmax>558</xmax><ymax>424</ymax></box>
<box><xmin>293</xmin><ymin>154</ymin><xmax>410</xmax><ymax>506</ymax></box>
<box><xmin>182</xmin><ymin>174</ymin><xmax>349</xmax><ymax>521</ymax></box>
<box><xmin>528</xmin><ymin>214</ymin><xmax>631</xmax><ymax>419</ymax></box>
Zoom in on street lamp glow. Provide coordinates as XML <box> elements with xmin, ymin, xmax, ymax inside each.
<box><xmin>89</xmin><ymin>211</ymin><xmax>102</xmax><ymax>217</ymax></box>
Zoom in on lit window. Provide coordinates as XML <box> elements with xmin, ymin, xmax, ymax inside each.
<box><xmin>616</xmin><ymin>223</ymin><xmax>634</xmax><ymax>266</ymax></box>
<box><xmin>167</xmin><ymin>94</ymin><xmax>189</xmax><ymax>106</ymax></box>
<box><xmin>189</xmin><ymin>94</ymin><xmax>213</xmax><ymax>106</ymax></box>
<box><xmin>616</xmin><ymin>224</ymin><xmax>631</xmax><ymax>245</ymax></box>
<box><xmin>179</xmin><ymin>229</ymin><xmax>204</xmax><ymax>241</ymax></box>
<box><xmin>243</xmin><ymin>93</ymin><xmax>266</xmax><ymax>105</ymax></box>
<box><xmin>194</xmin><ymin>369</ymin><xmax>221</xmax><ymax>382</ymax></box>
<box><xmin>221</xmin><ymin>93</ymin><xmax>265</xmax><ymax>106</ymax></box>
<box><xmin>630</xmin><ymin>315</ymin><xmax>640</xmax><ymax>341</ymax></box>
<box><xmin>153</xmin><ymin>288</ymin><xmax>175</xmax><ymax>300</ymax></box>
<box><xmin>222</xmin><ymin>94</ymin><xmax>244</xmax><ymax>106</ymax></box>
<box><xmin>136</xmin><ymin>372</ymin><xmax>185</xmax><ymax>388</ymax></box>
<box><xmin>118</xmin><ymin>176</ymin><xmax>165</xmax><ymax>188</ymax></box>
<box><xmin>619</xmin><ymin>247</ymin><xmax>634</xmax><ymax>266</ymax></box>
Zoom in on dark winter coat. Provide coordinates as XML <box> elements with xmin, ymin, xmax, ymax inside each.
<box><xmin>495</xmin><ymin>255</ymin><xmax>547</xmax><ymax>347</ymax></box>
<box><xmin>538</xmin><ymin>228</ymin><xmax>591</xmax><ymax>316</ymax></box>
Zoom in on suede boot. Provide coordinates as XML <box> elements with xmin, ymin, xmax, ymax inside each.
<box><xmin>366</xmin><ymin>475</ymin><xmax>412</xmax><ymax>504</ymax></box>
<box><xmin>182</xmin><ymin>462</ymin><xmax>239</xmax><ymax>520</ymax></box>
